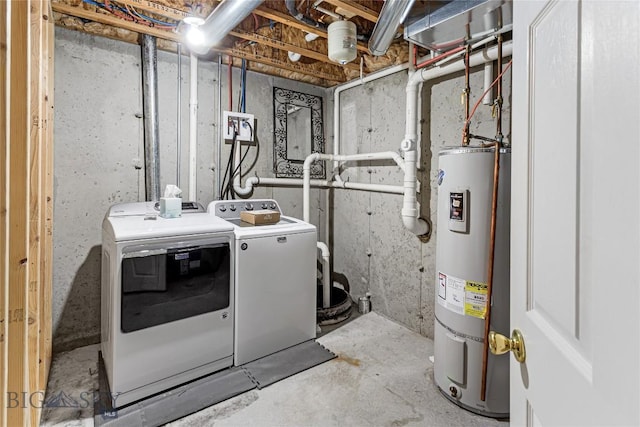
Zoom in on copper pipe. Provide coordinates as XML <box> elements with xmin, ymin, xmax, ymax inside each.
<box><xmin>480</xmin><ymin>141</ymin><xmax>501</xmax><ymax>402</ymax></box>
<box><xmin>462</xmin><ymin>45</ymin><xmax>471</xmax><ymax>146</ymax></box>
<box><xmin>495</xmin><ymin>34</ymin><xmax>504</xmax><ymax>141</ymax></box>
<box><xmin>415</xmin><ymin>46</ymin><xmax>465</xmax><ymax>70</ymax></box>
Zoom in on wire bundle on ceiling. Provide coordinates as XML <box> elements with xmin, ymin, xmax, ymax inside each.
<box><xmin>81</xmin><ymin>0</ymin><xmax>178</xmax><ymax>29</ymax></box>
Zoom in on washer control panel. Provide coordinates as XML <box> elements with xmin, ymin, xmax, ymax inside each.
<box><xmin>209</xmin><ymin>199</ymin><xmax>281</xmax><ymax>220</ymax></box>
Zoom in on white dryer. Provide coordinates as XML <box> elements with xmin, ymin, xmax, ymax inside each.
<box><xmin>102</xmin><ymin>202</ymin><xmax>235</xmax><ymax>407</ymax></box>
<box><xmin>208</xmin><ymin>199</ymin><xmax>317</xmax><ymax>366</ymax></box>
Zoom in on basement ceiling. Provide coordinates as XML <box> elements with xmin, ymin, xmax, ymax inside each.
<box><xmin>52</xmin><ymin>0</ymin><xmax>445</xmax><ymax>87</ymax></box>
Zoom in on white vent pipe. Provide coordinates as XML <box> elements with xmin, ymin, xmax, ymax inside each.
<box><xmin>303</xmin><ymin>152</ymin><xmax>406</xmax><ymax>309</ymax></box>
<box><xmin>401</xmin><ymin>41</ymin><xmax>513</xmax><ymax>237</ymax></box>
<box><xmin>188</xmin><ymin>53</ymin><xmax>198</xmax><ymax>201</ymax></box>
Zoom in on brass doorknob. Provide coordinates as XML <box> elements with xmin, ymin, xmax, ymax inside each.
<box><xmin>489</xmin><ymin>329</ymin><xmax>526</xmax><ymax>363</ymax></box>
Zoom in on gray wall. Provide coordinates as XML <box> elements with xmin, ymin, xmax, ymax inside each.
<box><xmin>53</xmin><ymin>28</ymin><xmax>327</xmax><ymax>352</ymax></box>
<box><xmin>331</xmin><ymin>65</ymin><xmax>511</xmax><ymax>338</ymax></box>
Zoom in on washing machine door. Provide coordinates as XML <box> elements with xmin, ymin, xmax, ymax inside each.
<box><xmin>121</xmin><ymin>242</ymin><xmax>231</xmax><ymax>332</ymax></box>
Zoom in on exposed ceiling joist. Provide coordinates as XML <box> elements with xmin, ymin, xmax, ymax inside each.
<box><xmin>223</xmin><ymin>47</ymin><xmax>343</xmax><ymax>83</ymax></box>
<box><xmin>252</xmin><ymin>6</ymin><xmax>370</xmax><ymax>53</ymax></box>
<box><xmin>51</xmin><ymin>0</ymin><xmax>412</xmax><ymax>86</ymax></box>
<box><xmin>52</xmin><ymin>2</ymin><xmax>179</xmax><ymax>42</ymax></box>
<box><xmin>229</xmin><ymin>29</ymin><xmax>360</xmax><ymax>71</ymax></box>
<box><xmin>322</xmin><ymin>0</ymin><xmax>379</xmax><ymax>23</ymax></box>
<box><xmin>115</xmin><ymin>0</ymin><xmax>187</xmax><ymax>21</ymax></box>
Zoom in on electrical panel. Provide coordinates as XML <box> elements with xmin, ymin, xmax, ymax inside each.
<box><xmin>223</xmin><ymin>111</ymin><xmax>255</xmax><ymax>143</ymax></box>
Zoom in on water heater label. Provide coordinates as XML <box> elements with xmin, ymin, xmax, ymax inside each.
<box><xmin>464</xmin><ymin>281</ymin><xmax>488</xmax><ymax>319</ymax></box>
<box><xmin>438</xmin><ymin>272</ymin><xmax>488</xmax><ymax>319</ymax></box>
<box><xmin>437</xmin><ymin>272</ymin><xmax>465</xmax><ymax>314</ymax></box>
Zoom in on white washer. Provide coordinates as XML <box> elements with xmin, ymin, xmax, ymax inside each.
<box><xmin>208</xmin><ymin>199</ymin><xmax>317</xmax><ymax>366</ymax></box>
<box><xmin>102</xmin><ymin>202</ymin><xmax>235</xmax><ymax>407</ymax></box>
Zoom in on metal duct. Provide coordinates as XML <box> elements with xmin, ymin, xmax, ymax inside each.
<box><xmin>189</xmin><ymin>0</ymin><xmax>264</xmax><ymax>55</ymax></box>
<box><xmin>368</xmin><ymin>0</ymin><xmax>416</xmax><ymax>56</ymax></box>
<box><xmin>141</xmin><ymin>34</ymin><xmax>161</xmax><ymax>201</ymax></box>
<box><xmin>285</xmin><ymin>0</ymin><xmax>326</xmax><ymax>30</ymax></box>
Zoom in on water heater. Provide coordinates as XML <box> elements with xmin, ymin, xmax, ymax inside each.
<box><xmin>434</xmin><ymin>146</ymin><xmax>511</xmax><ymax>418</ymax></box>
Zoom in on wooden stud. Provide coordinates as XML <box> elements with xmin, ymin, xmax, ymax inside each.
<box><xmin>7</xmin><ymin>0</ymin><xmax>31</xmax><ymax>425</ymax></box>
<box><xmin>0</xmin><ymin>0</ymin><xmax>8</xmax><ymax>424</ymax></box>
<box><xmin>39</xmin><ymin>1</ymin><xmax>55</xmax><ymax>395</ymax></box>
<box><xmin>28</xmin><ymin>1</ymin><xmax>45</xmax><ymax>423</ymax></box>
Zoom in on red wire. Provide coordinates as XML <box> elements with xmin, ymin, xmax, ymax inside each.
<box><xmin>462</xmin><ymin>59</ymin><xmax>513</xmax><ymax>144</ymax></box>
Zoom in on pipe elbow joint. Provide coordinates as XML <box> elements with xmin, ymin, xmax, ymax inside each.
<box><xmin>401</xmin><ymin>138</ymin><xmax>415</xmax><ymax>152</ymax></box>
<box><xmin>402</xmin><ymin>214</ymin><xmax>431</xmax><ymax>242</ymax></box>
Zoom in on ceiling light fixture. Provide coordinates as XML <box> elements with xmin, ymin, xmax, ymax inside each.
<box><xmin>185</xmin><ymin>0</ymin><xmax>263</xmax><ymax>55</ymax></box>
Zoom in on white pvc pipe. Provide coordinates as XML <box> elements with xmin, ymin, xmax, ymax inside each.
<box><xmin>400</xmin><ymin>41</ymin><xmax>514</xmax><ymax>237</ymax></box>
<box><xmin>316</xmin><ymin>241</ymin><xmax>331</xmax><ymax>308</ymax></box>
<box><xmin>483</xmin><ymin>62</ymin><xmax>494</xmax><ymax>105</ymax></box>
<box><xmin>303</xmin><ymin>152</ymin><xmax>405</xmax><ymax>223</ymax></box>
<box><xmin>333</xmin><ymin>63</ymin><xmax>409</xmax><ymax>181</ymax></box>
<box><xmin>188</xmin><ymin>53</ymin><xmax>198</xmax><ymax>201</ymax></box>
<box><xmin>242</xmin><ymin>176</ymin><xmax>404</xmax><ymax>194</ymax></box>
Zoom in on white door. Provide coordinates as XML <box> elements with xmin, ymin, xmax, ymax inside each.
<box><xmin>510</xmin><ymin>1</ymin><xmax>640</xmax><ymax>425</ymax></box>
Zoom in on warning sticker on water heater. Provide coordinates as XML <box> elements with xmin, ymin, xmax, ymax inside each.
<box><xmin>437</xmin><ymin>272</ymin><xmax>488</xmax><ymax>318</ymax></box>
<box><xmin>464</xmin><ymin>281</ymin><xmax>488</xmax><ymax>319</ymax></box>
<box><xmin>437</xmin><ymin>272</ymin><xmax>465</xmax><ymax>315</ymax></box>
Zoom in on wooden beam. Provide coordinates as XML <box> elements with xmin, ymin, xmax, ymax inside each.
<box><xmin>51</xmin><ymin>2</ymin><xmax>181</xmax><ymax>42</ymax></box>
<box><xmin>28</xmin><ymin>0</ymin><xmax>44</xmax><ymax>423</ymax></box>
<box><xmin>113</xmin><ymin>0</ymin><xmax>187</xmax><ymax>21</ymax></box>
<box><xmin>39</xmin><ymin>2</ymin><xmax>55</xmax><ymax>396</ymax></box>
<box><xmin>7</xmin><ymin>1</ymin><xmax>31</xmax><ymax>425</ymax></box>
<box><xmin>221</xmin><ymin>47</ymin><xmax>344</xmax><ymax>83</ymax></box>
<box><xmin>0</xmin><ymin>0</ymin><xmax>8</xmax><ymax>423</ymax></box>
<box><xmin>322</xmin><ymin>0</ymin><xmax>379</xmax><ymax>23</ymax></box>
<box><xmin>229</xmin><ymin>29</ymin><xmax>360</xmax><ymax>71</ymax></box>
<box><xmin>253</xmin><ymin>6</ymin><xmax>369</xmax><ymax>53</ymax></box>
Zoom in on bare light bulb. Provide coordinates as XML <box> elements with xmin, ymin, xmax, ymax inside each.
<box><xmin>186</xmin><ymin>25</ymin><xmax>205</xmax><ymax>47</ymax></box>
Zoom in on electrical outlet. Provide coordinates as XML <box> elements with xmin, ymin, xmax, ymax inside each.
<box><xmin>223</xmin><ymin>111</ymin><xmax>255</xmax><ymax>142</ymax></box>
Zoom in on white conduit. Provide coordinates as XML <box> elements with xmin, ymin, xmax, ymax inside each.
<box><xmin>188</xmin><ymin>53</ymin><xmax>198</xmax><ymax>201</ymax></box>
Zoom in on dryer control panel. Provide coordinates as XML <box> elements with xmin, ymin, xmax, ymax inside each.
<box><xmin>209</xmin><ymin>199</ymin><xmax>282</xmax><ymax>220</ymax></box>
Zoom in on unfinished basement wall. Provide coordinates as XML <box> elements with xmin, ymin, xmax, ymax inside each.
<box><xmin>53</xmin><ymin>27</ymin><xmax>327</xmax><ymax>353</ymax></box>
<box><xmin>332</xmin><ymin>64</ymin><xmax>511</xmax><ymax>339</ymax></box>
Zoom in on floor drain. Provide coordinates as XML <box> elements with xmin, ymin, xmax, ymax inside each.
<box><xmin>316</xmin><ymin>285</ymin><xmax>352</xmax><ymax>326</ymax></box>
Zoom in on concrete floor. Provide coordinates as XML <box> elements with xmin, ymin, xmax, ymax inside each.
<box><xmin>41</xmin><ymin>313</ymin><xmax>508</xmax><ymax>427</ymax></box>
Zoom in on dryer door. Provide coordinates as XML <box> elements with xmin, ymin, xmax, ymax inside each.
<box><xmin>121</xmin><ymin>243</ymin><xmax>230</xmax><ymax>332</ymax></box>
